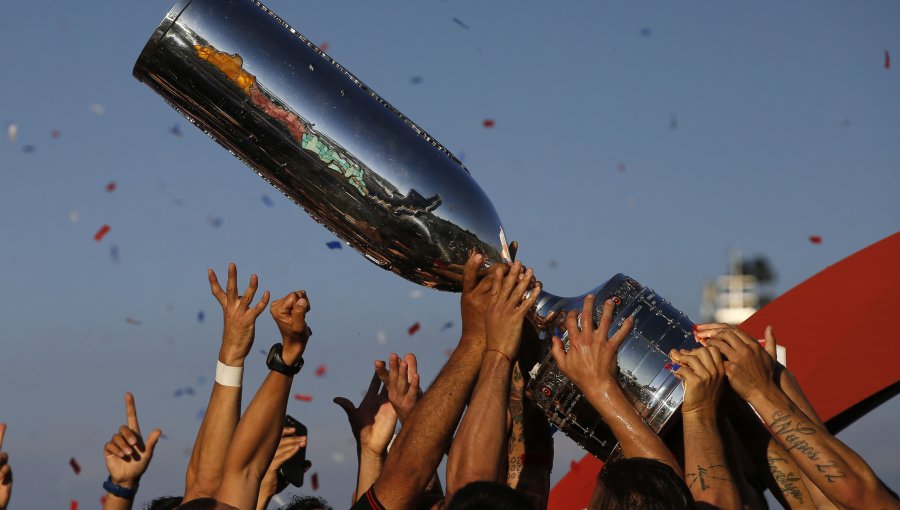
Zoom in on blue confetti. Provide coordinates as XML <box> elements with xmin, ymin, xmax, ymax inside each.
<box><xmin>409</xmin><ymin>76</ymin><xmax>424</xmax><ymax>85</ymax></box>
<box><xmin>261</xmin><ymin>194</ymin><xmax>274</xmax><ymax>207</ymax></box>
<box><xmin>208</xmin><ymin>216</ymin><xmax>224</xmax><ymax>228</ymax></box>
<box><xmin>174</xmin><ymin>389</ymin><xmax>184</xmax><ymax>398</ymax></box>
<box><xmin>169</xmin><ymin>124</ymin><xmax>183</xmax><ymax>137</ymax></box>
<box><xmin>326</xmin><ymin>241</ymin><xmax>342</xmax><ymax>250</ymax></box>
<box><xmin>452</xmin><ymin>17</ymin><xmax>470</xmax><ymax>29</ymax></box>
<box><xmin>22</xmin><ymin>145</ymin><xmax>36</xmax><ymax>153</ymax></box>
<box><xmin>197</xmin><ymin>310</ymin><xmax>205</xmax><ymax>322</ymax></box>
<box><xmin>640</xmin><ymin>27</ymin><xmax>652</xmax><ymax>37</ymax></box>
<box><xmin>109</xmin><ymin>245</ymin><xmax>120</xmax><ymax>264</ymax></box>
<box><xmin>440</xmin><ymin>321</ymin><xmax>454</xmax><ymax>332</ymax></box>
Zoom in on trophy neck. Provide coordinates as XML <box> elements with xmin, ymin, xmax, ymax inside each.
<box><xmin>525</xmin><ymin>288</ymin><xmax>563</xmax><ymax>331</ymax></box>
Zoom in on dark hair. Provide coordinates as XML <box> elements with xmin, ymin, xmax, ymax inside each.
<box><xmin>591</xmin><ymin>458</ymin><xmax>695</xmax><ymax>510</ymax></box>
<box><xmin>145</xmin><ymin>496</ymin><xmax>183</xmax><ymax>510</ymax></box>
<box><xmin>280</xmin><ymin>495</ymin><xmax>333</xmax><ymax>510</ymax></box>
<box><xmin>174</xmin><ymin>498</ymin><xmax>235</xmax><ymax>510</ymax></box>
<box><xmin>446</xmin><ymin>481</ymin><xmax>534</xmax><ymax>510</ymax></box>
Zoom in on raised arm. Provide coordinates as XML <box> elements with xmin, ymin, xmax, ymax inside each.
<box><xmin>701</xmin><ymin>323</ymin><xmax>898</xmax><ymax>510</ymax></box>
<box><xmin>365</xmin><ymin>252</ymin><xmax>504</xmax><ymax>510</ymax></box>
<box><xmin>184</xmin><ymin>263</ymin><xmax>270</xmax><ymax>500</ymax></box>
<box><xmin>447</xmin><ymin>263</ymin><xmax>539</xmax><ymax>496</ymax></box>
<box><xmin>671</xmin><ymin>346</ymin><xmax>741</xmax><ymax>509</ymax></box>
<box><xmin>102</xmin><ymin>394</ymin><xmax>163</xmax><ymax>510</ymax></box>
<box><xmin>215</xmin><ymin>290</ymin><xmax>311</xmax><ymax>510</ymax></box>
<box><xmin>0</xmin><ymin>425</ymin><xmax>12</xmax><ymax>510</ymax></box>
<box><xmin>550</xmin><ymin>296</ymin><xmax>680</xmax><ymax>475</ymax></box>
<box><xmin>334</xmin><ymin>371</ymin><xmax>398</xmax><ymax>504</ymax></box>
<box><xmin>255</xmin><ymin>427</ymin><xmax>308</xmax><ymax>510</ymax></box>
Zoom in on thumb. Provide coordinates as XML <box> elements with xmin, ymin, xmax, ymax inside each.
<box><xmin>145</xmin><ymin>429</ymin><xmax>162</xmax><ymax>455</ymax></box>
<box><xmin>764</xmin><ymin>325</ymin><xmax>778</xmax><ymax>360</ymax></box>
<box><xmin>333</xmin><ymin>397</ymin><xmax>356</xmax><ymax>421</ymax></box>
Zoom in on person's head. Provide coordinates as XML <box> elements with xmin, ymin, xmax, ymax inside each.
<box><xmin>446</xmin><ymin>481</ymin><xmax>533</xmax><ymax>510</ymax></box>
<box><xmin>145</xmin><ymin>496</ymin><xmax>183</xmax><ymax>510</ymax></box>
<box><xmin>590</xmin><ymin>457</ymin><xmax>695</xmax><ymax>510</ymax></box>
<box><xmin>279</xmin><ymin>495</ymin><xmax>332</xmax><ymax>510</ymax></box>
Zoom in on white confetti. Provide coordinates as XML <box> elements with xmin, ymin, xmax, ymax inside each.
<box><xmin>6</xmin><ymin>123</ymin><xmax>17</xmax><ymax>143</ymax></box>
<box><xmin>409</xmin><ymin>289</ymin><xmax>423</xmax><ymax>299</ymax></box>
<box><xmin>331</xmin><ymin>451</ymin><xmax>345</xmax><ymax>463</ymax></box>
<box><xmin>377</xmin><ymin>330</ymin><xmax>387</xmax><ymax>345</ymax></box>
<box><xmin>69</xmin><ymin>210</ymin><xmax>79</xmax><ymax>223</ymax></box>
<box><xmin>89</xmin><ymin>103</ymin><xmax>106</xmax><ymax>115</ymax></box>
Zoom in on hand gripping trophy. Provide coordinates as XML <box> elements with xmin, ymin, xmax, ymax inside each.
<box><xmin>134</xmin><ymin>0</ymin><xmax>701</xmax><ymax>459</ymax></box>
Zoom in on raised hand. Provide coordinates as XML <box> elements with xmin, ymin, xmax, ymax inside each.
<box><xmin>269</xmin><ymin>290</ymin><xmax>311</xmax><ymax>365</ymax></box>
<box><xmin>695</xmin><ymin>323</ymin><xmax>775</xmax><ymax>401</ymax></box>
<box><xmin>460</xmin><ymin>252</ymin><xmax>506</xmax><ymax>340</ymax></box>
<box><xmin>375</xmin><ymin>353</ymin><xmax>421</xmax><ymax>423</ymax></box>
<box><xmin>0</xmin><ymin>424</ymin><xmax>11</xmax><ymax>510</ymax></box>
<box><xmin>208</xmin><ymin>263</ymin><xmax>270</xmax><ymax>366</ymax></box>
<box><xmin>257</xmin><ymin>427</ymin><xmax>308</xmax><ymax>508</ymax></box>
<box><xmin>484</xmin><ymin>261</ymin><xmax>541</xmax><ymax>360</ymax></box>
<box><xmin>670</xmin><ymin>346</ymin><xmax>726</xmax><ymax>417</ymax></box>
<box><xmin>550</xmin><ymin>296</ymin><xmax>634</xmax><ymax>394</ymax></box>
<box><xmin>103</xmin><ymin>393</ymin><xmax>162</xmax><ymax>489</ymax></box>
<box><xmin>334</xmin><ymin>372</ymin><xmax>398</xmax><ymax>457</ymax></box>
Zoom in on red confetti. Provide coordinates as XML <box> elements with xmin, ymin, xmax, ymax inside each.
<box><xmin>482</xmin><ymin>119</ymin><xmax>495</xmax><ymax>128</ymax></box>
<box><xmin>314</xmin><ymin>364</ymin><xmax>327</xmax><ymax>377</ymax></box>
<box><xmin>320</xmin><ymin>41</ymin><xmax>330</xmax><ymax>52</ymax></box>
<box><xmin>106</xmin><ymin>181</ymin><xmax>117</xmax><ymax>192</ymax></box>
<box><xmin>809</xmin><ymin>235</ymin><xmax>823</xmax><ymax>245</ymax></box>
<box><xmin>69</xmin><ymin>457</ymin><xmax>81</xmax><ymax>475</ymax></box>
<box><xmin>885</xmin><ymin>50</ymin><xmax>891</xmax><ymax>70</ymax></box>
<box><xmin>100</xmin><ymin>495</ymin><xmax>107</xmax><ymax>505</ymax></box>
<box><xmin>311</xmin><ymin>472</ymin><xmax>319</xmax><ymax>490</ymax></box>
<box><xmin>70</xmin><ymin>500</ymin><xmax>78</xmax><ymax>510</ymax></box>
<box><xmin>94</xmin><ymin>224</ymin><xmax>111</xmax><ymax>242</ymax></box>
<box><xmin>408</xmin><ymin>322</ymin><xmax>421</xmax><ymax>336</ymax></box>
<box><xmin>294</xmin><ymin>394</ymin><xmax>313</xmax><ymax>402</ymax></box>
<box><xmin>50</xmin><ymin>129</ymin><xmax>61</xmax><ymax>139</ymax></box>
<box><xmin>617</xmin><ymin>163</ymin><xmax>626</xmax><ymax>172</ymax></box>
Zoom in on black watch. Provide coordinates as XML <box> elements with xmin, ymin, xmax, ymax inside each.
<box><xmin>266</xmin><ymin>343</ymin><xmax>304</xmax><ymax>375</ymax></box>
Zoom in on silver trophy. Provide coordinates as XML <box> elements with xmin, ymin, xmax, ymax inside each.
<box><xmin>134</xmin><ymin>0</ymin><xmax>700</xmax><ymax>459</ymax></box>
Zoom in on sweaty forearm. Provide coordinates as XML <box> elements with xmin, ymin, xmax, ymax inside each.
<box><xmin>584</xmin><ymin>383</ymin><xmax>680</xmax><ymax>476</ymax></box>
<box><xmin>447</xmin><ymin>353</ymin><xmax>513</xmax><ymax>493</ymax></box>
<box><xmin>683</xmin><ymin>412</ymin><xmax>741</xmax><ymax>509</ymax></box>
<box><xmin>749</xmin><ymin>387</ymin><xmax>894</xmax><ymax>510</ymax></box>
<box><xmin>375</xmin><ymin>335</ymin><xmax>482</xmax><ymax>510</ymax></box>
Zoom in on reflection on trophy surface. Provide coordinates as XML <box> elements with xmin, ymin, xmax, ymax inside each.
<box><xmin>134</xmin><ymin>0</ymin><xmax>702</xmax><ymax>459</ymax></box>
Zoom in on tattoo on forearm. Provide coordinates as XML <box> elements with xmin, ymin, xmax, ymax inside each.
<box><xmin>768</xmin><ymin>406</ymin><xmax>847</xmax><ymax>485</ymax></box>
<box><xmin>685</xmin><ymin>465</ymin><xmax>733</xmax><ymax>492</ymax></box>
<box><xmin>814</xmin><ymin>461</ymin><xmax>847</xmax><ymax>483</ymax></box>
<box><xmin>767</xmin><ymin>450</ymin><xmax>804</xmax><ymax>503</ymax></box>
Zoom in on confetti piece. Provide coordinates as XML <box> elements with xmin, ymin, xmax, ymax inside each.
<box><xmin>50</xmin><ymin>129</ymin><xmax>61</xmax><ymax>139</ymax></box>
<box><xmin>197</xmin><ymin>311</ymin><xmax>205</xmax><ymax>322</ymax></box>
<box><xmin>184</xmin><ymin>387</ymin><xmax>195</xmax><ymax>396</ymax></box>
<box><xmin>170</xmin><ymin>124</ymin><xmax>183</xmax><ymax>137</ymax></box>
<box><xmin>311</xmin><ymin>472</ymin><xmax>319</xmax><ymax>490</ymax></box>
<box><xmin>482</xmin><ymin>119</ymin><xmax>495</xmax><ymax>128</ymax></box>
<box><xmin>640</xmin><ymin>27</ymin><xmax>652</xmax><ymax>37</ymax></box>
<box><xmin>319</xmin><ymin>41</ymin><xmax>330</xmax><ymax>52</ymax></box>
<box><xmin>105</xmin><ymin>181</ymin><xmax>117</xmax><ymax>192</ymax></box>
<box><xmin>261</xmin><ymin>194</ymin><xmax>274</xmax><ymax>207</ymax></box>
<box><xmin>6</xmin><ymin>123</ymin><xmax>17</xmax><ymax>143</ymax></box>
<box><xmin>326</xmin><ymin>240</ymin><xmax>342</xmax><ymax>250</ymax></box>
<box><xmin>89</xmin><ymin>103</ymin><xmax>106</xmax><ymax>115</ymax></box>
<box><xmin>409</xmin><ymin>289</ymin><xmax>423</xmax><ymax>299</ymax></box>
<box><xmin>409</xmin><ymin>76</ymin><xmax>424</xmax><ymax>85</ymax></box>
<box><xmin>669</xmin><ymin>114</ymin><xmax>679</xmax><ymax>131</ymax></box>
<box><xmin>617</xmin><ymin>163</ymin><xmax>626</xmax><ymax>172</ymax></box>
<box><xmin>69</xmin><ymin>457</ymin><xmax>81</xmax><ymax>475</ymax></box>
<box><xmin>69</xmin><ymin>211</ymin><xmax>79</xmax><ymax>223</ymax></box>
<box><xmin>94</xmin><ymin>224</ymin><xmax>111</xmax><ymax>242</ymax></box>
<box><xmin>125</xmin><ymin>317</ymin><xmax>142</xmax><ymax>325</ymax></box>
<box><xmin>809</xmin><ymin>235</ymin><xmax>823</xmax><ymax>244</ymax></box>
<box><xmin>440</xmin><ymin>321</ymin><xmax>454</xmax><ymax>332</ymax></box>
<box><xmin>664</xmin><ymin>362</ymin><xmax>680</xmax><ymax>371</ymax></box>
<box><xmin>208</xmin><ymin>216</ymin><xmax>224</xmax><ymax>228</ymax></box>
<box><xmin>71</xmin><ymin>500</ymin><xmax>79</xmax><ymax>510</ymax></box>
<box><xmin>110</xmin><ymin>245</ymin><xmax>120</xmax><ymax>263</ymax></box>
<box><xmin>21</xmin><ymin>144</ymin><xmax>36</xmax><ymax>153</ymax></box>
<box><xmin>452</xmin><ymin>17</ymin><xmax>470</xmax><ymax>29</ymax></box>
<box><xmin>331</xmin><ymin>451</ymin><xmax>345</xmax><ymax>463</ymax></box>
<box><xmin>100</xmin><ymin>495</ymin><xmax>107</xmax><ymax>506</ymax></box>
<box><xmin>548</xmin><ymin>260</ymin><xmax>559</xmax><ymax>269</ymax></box>
<box><xmin>294</xmin><ymin>394</ymin><xmax>313</xmax><ymax>402</ymax></box>
<box><xmin>885</xmin><ymin>50</ymin><xmax>891</xmax><ymax>70</ymax></box>
<box><xmin>314</xmin><ymin>364</ymin><xmax>327</xmax><ymax>377</ymax></box>
<box><xmin>408</xmin><ymin>322</ymin><xmax>421</xmax><ymax>336</ymax></box>
<box><xmin>174</xmin><ymin>389</ymin><xmax>184</xmax><ymax>398</ymax></box>
<box><xmin>376</xmin><ymin>330</ymin><xmax>387</xmax><ymax>345</ymax></box>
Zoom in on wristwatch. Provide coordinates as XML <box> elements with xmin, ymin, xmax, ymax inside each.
<box><xmin>266</xmin><ymin>343</ymin><xmax>304</xmax><ymax>375</ymax></box>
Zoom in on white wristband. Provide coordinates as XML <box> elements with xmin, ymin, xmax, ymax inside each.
<box><xmin>215</xmin><ymin>361</ymin><xmax>243</xmax><ymax>387</ymax></box>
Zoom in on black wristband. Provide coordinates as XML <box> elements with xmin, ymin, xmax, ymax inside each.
<box><xmin>103</xmin><ymin>475</ymin><xmax>138</xmax><ymax>500</ymax></box>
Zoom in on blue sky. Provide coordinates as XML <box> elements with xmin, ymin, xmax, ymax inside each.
<box><xmin>1</xmin><ymin>0</ymin><xmax>898</xmax><ymax>507</ymax></box>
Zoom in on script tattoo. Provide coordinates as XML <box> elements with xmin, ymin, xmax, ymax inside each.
<box><xmin>814</xmin><ymin>461</ymin><xmax>847</xmax><ymax>484</ymax></box>
<box><xmin>686</xmin><ymin>465</ymin><xmax>733</xmax><ymax>492</ymax></box>
<box><xmin>767</xmin><ymin>449</ymin><xmax>804</xmax><ymax>503</ymax></box>
<box><xmin>506</xmin><ymin>363</ymin><xmax>526</xmax><ymax>485</ymax></box>
<box><xmin>769</xmin><ymin>408</ymin><xmax>821</xmax><ymax>461</ymax></box>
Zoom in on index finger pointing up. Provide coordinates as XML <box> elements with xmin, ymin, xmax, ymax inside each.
<box><xmin>125</xmin><ymin>393</ymin><xmax>141</xmax><ymax>434</ymax></box>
